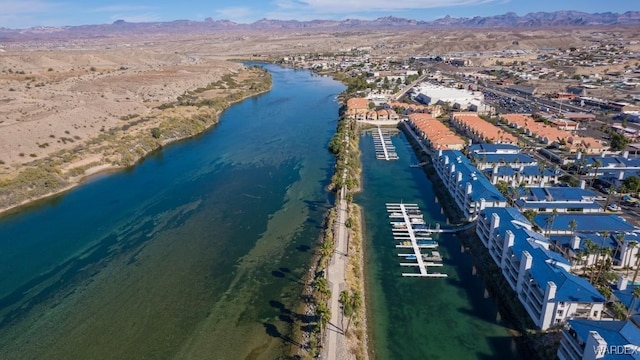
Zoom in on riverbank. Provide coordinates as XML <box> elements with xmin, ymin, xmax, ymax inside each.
<box><xmin>0</xmin><ymin>66</ymin><xmax>272</xmax><ymax>217</ymax></box>
<box><xmin>299</xmin><ymin>104</ymin><xmax>368</xmax><ymax>359</ymax></box>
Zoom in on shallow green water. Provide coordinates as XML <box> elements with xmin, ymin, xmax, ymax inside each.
<box><xmin>357</xmin><ymin>130</ymin><xmax>522</xmax><ymax>360</ymax></box>
<box><xmin>0</xmin><ymin>65</ymin><xmax>344</xmax><ymax>359</ymax></box>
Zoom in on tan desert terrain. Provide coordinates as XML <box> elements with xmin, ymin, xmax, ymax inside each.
<box><xmin>1</xmin><ymin>26</ymin><xmax>637</xmax><ymax>213</ymax></box>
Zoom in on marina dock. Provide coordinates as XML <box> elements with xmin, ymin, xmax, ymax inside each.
<box><xmin>386</xmin><ymin>202</ymin><xmax>447</xmax><ymax>278</ymax></box>
<box><xmin>373</xmin><ymin>127</ymin><xmax>399</xmax><ymax>160</ymax></box>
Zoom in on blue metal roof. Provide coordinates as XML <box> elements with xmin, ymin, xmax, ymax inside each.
<box><xmin>520</xmin><ymin>166</ymin><xmax>556</xmax><ymax>177</ymax></box>
<box><xmin>486</xmin><ymin>166</ymin><xmax>516</xmax><ymax>176</ymax></box>
<box><xmin>468</xmin><ymin>143</ymin><xmax>520</xmax><ymax>154</ymax></box>
<box><xmin>516</xmin><ymin>201</ymin><xmax>602</xmax><ymax>210</ymax></box>
<box><xmin>480</xmin><ymin>207</ymin><xmax>604</xmax><ymax>303</ymax></box>
<box><xmin>585</xmin><ymin>156</ymin><xmax>640</xmax><ymax>169</ymax></box>
<box><xmin>613</xmin><ymin>284</ymin><xmax>640</xmax><ymax>314</ymax></box>
<box><xmin>534</xmin><ymin>214</ymin><xmax>636</xmax><ymax>233</ymax></box>
<box><xmin>441</xmin><ymin>150</ymin><xmax>507</xmax><ymax>203</ymax></box>
<box><xmin>528</xmin><ymin>187</ymin><xmax>599</xmax><ymax>202</ymax></box>
<box><xmin>601</xmin><ymin>171</ymin><xmax>640</xmax><ymax>181</ymax></box>
<box><xmin>567</xmin><ymin>319</ymin><xmax>640</xmax><ymax>359</ymax></box>
<box><xmin>472</xmin><ymin>153</ymin><xmax>537</xmax><ymax>165</ymax></box>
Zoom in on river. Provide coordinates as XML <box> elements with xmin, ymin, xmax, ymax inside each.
<box><xmin>1</xmin><ymin>64</ymin><xmax>523</xmax><ymax>360</ymax></box>
<box><xmin>0</xmin><ymin>65</ymin><xmax>344</xmax><ymax>359</ymax></box>
<box><xmin>357</xmin><ymin>130</ymin><xmax>522</xmax><ymax>359</ymax></box>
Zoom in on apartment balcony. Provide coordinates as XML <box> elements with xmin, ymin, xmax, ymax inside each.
<box><xmin>525</xmin><ymin>284</ymin><xmax>545</xmax><ymax>307</ymax></box>
<box><xmin>489</xmin><ymin>249</ymin><xmax>501</xmax><ymax>266</ymax></box>
<box><xmin>557</xmin><ymin>341</ymin><xmax>581</xmax><ymax>360</ymax></box>
<box><xmin>503</xmin><ymin>270</ymin><xmax>517</xmax><ymax>290</ymax></box>
<box><xmin>561</xmin><ymin>330</ymin><xmax>585</xmax><ymax>358</ymax></box>
<box><xmin>574</xmin><ymin>307</ymin><xmax>592</xmax><ymax>318</ymax></box>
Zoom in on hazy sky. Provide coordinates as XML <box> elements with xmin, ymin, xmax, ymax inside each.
<box><xmin>1</xmin><ymin>0</ymin><xmax>638</xmax><ymax>29</ymax></box>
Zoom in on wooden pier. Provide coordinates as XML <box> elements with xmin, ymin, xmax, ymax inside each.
<box><xmin>386</xmin><ymin>202</ymin><xmax>447</xmax><ymax>278</ymax></box>
<box><xmin>373</xmin><ymin>127</ymin><xmax>399</xmax><ymax>160</ymax></box>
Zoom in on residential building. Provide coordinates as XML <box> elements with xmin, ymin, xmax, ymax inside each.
<box><xmin>515</xmin><ymin>187</ymin><xmax>603</xmax><ymax>214</ymax></box>
<box><xmin>501</xmin><ymin>114</ymin><xmax>606</xmax><ymax>154</ymax></box>
<box><xmin>451</xmin><ymin>112</ymin><xmax>518</xmax><ymax>144</ymax></box>
<box><xmin>581</xmin><ymin>153</ymin><xmax>640</xmax><ymax>188</ymax></box>
<box><xmin>552</xmin><ymin>231</ymin><xmax>640</xmax><ymax>271</ymax></box>
<box><xmin>534</xmin><ymin>214</ymin><xmax>636</xmax><ymax>237</ymax></box>
<box><xmin>477</xmin><ymin>207</ymin><xmax>606</xmax><ymax>330</ymax></box>
<box><xmin>485</xmin><ymin>165</ymin><xmax>559</xmax><ymax>187</ymax></box>
<box><xmin>558</xmin><ymin>318</ymin><xmax>640</xmax><ymax>360</ymax></box>
<box><xmin>467</xmin><ymin>143</ymin><xmax>521</xmax><ymax>155</ymax></box>
<box><xmin>433</xmin><ymin>150</ymin><xmax>507</xmax><ymax>221</ymax></box>
<box><xmin>346</xmin><ymin>97</ymin><xmax>369</xmax><ymax>120</ymax></box>
<box><xmin>471</xmin><ymin>153</ymin><xmax>538</xmax><ymax>170</ymax></box>
<box><xmin>406</xmin><ymin>114</ymin><xmax>466</xmax><ymax>151</ymax></box>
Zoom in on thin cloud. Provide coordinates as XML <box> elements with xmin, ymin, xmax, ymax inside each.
<box><xmin>0</xmin><ymin>0</ymin><xmax>63</xmax><ymax>14</ymax></box>
<box><xmin>270</xmin><ymin>0</ymin><xmax>502</xmax><ymax>16</ymax></box>
<box><xmin>215</xmin><ymin>7</ymin><xmax>254</xmax><ymax>22</ymax></box>
<box><xmin>90</xmin><ymin>5</ymin><xmax>154</xmax><ymax>13</ymax></box>
<box><xmin>109</xmin><ymin>13</ymin><xmax>162</xmax><ymax>23</ymax></box>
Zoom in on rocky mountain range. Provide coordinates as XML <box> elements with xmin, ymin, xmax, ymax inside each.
<box><xmin>1</xmin><ymin>11</ymin><xmax>638</xmax><ymax>42</ymax></box>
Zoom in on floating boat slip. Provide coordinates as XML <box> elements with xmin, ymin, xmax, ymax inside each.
<box><xmin>372</xmin><ymin>127</ymin><xmax>399</xmax><ymax>160</ymax></box>
<box><xmin>385</xmin><ymin>202</ymin><xmax>447</xmax><ymax>278</ymax></box>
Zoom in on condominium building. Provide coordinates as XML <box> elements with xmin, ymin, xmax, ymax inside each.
<box><xmin>451</xmin><ymin>112</ymin><xmax>518</xmax><ymax>144</ymax></box>
<box><xmin>477</xmin><ymin>207</ymin><xmax>606</xmax><ymax>330</ymax></box>
<box><xmin>433</xmin><ymin>150</ymin><xmax>507</xmax><ymax>221</ymax></box>
<box><xmin>558</xmin><ymin>318</ymin><xmax>640</xmax><ymax>360</ymax></box>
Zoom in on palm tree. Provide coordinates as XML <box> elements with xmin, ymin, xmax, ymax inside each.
<box><xmin>584</xmin><ymin>238</ymin><xmax>599</xmax><ymax>281</ymax></box>
<box><xmin>348</xmin><ymin>291</ymin><xmax>362</xmax><ymax>333</ymax></box>
<box><xmin>617</xmin><ymin>185</ymin><xmax>629</xmax><ymax>208</ymax></box>
<box><xmin>614</xmin><ymin>233</ymin><xmax>625</xmax><ymax>268</ymax></box>
<box><xmin>633</xmin><ymin>251</ymin><xmax>640</xmax><ymax>284</ymax></box>
<box><xmin>596</xmin><ymin>247</ymin><xmax>613</xmax><ymax>286</ymax></box>
<box><xmin>320</xmin><ymin>240</ymin><xmax>333</xmax><ymax>267</ymax></box>
<box><xmin>591</xmin><ymin>159</ymin><xmax>602</xmax><ymax>186</ymax></box>
<box><xmin>626</xmin><ymin>241</ymin><xmax>638</xmax><ymax>276</ymax></box>
<box><xmin>339</xmin><ymin>290</ymin><xmax>352</xmax><ymax>330</ymax></box>
<box><xmin>316</xmin><ymin>301</ymin><xmax>331</xmax><ymax>340</ymax></box>
<box><xmin>544</xmin><ymin>209</ymin><xmax>559</xmax><ymax>240</ymax></box>
<box><xmin>314</xmin><ymin>277</ymin><xmax>331</xmax><ymax>302</ymax></box>
<box><xmin>574</xmin><ymin>251</ymin><xmax>586</xmax><ymax>268</ymax></box>
<box><xmin>594</xmin><ymin>231</ymin><xmax>610</xmax><ymax>284</ymax></box>
<box><xmin>627</xmin><ymin>287</ymin><xmax>640</xmax><ymax>319</ymax></box>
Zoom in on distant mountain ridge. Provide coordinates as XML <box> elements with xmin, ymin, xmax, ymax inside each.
<box><xmin>1</xmin><ymin>10</ymin><xmax>638</xmax><ymax>41</ymax></box>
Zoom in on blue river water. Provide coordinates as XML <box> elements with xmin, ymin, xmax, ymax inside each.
<box><xmin>357</xmin><ymin>130</ymin><xmax>522</xmax><ymax>359</ymax></box>
<box><xmin>0</xmin><ymin>64</ymin><xmax>344</xmax><ymax>359</ymax></box>
<box><xmin>0</xmin><ymin>64</ymin><xmax>521</xmax><ymax>360</ymax></box>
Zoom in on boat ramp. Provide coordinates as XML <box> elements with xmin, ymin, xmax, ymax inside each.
<box><xmin>386</xmin><ymin>203</ymin><xmax>447</xmax><ymax>278</ymax></box>
<box><xmin>373</xmin><ymin>127</ymin><xmax>399</xmax><ymax>160</ymax></box>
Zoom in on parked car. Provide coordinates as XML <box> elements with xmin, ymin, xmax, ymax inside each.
<box><xmin>607</xmin><ymin>204</ymin><xmax>621</xmax><ymax>212</ymax></box>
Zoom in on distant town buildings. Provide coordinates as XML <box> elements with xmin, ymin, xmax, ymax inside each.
<box><xmin>411</xmin><ymin>83</ymin><xmax>489</xmax><ymax>113</ymax></box>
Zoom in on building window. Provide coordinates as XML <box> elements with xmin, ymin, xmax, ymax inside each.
<box><xmin>557</xmin><ymin>310</ymin><xmax>563</xmax><ymax>316</ymax></box>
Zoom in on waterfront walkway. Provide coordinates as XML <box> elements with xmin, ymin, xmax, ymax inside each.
<box><xmin>323</xmin><ymin>137</ymin><xmax>349</xmax><ymax>360</ymax></box>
